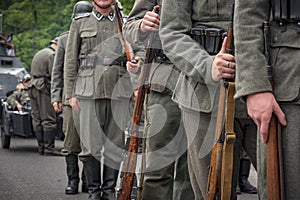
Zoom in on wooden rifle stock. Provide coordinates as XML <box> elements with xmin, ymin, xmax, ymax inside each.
<box><xmin>206</xmin><ymin>4</ymin><xmax>236</xmax><ymax>200</ymax></box>
<box><xmin>206</xmin><ymin>86</ymin><xmax>226</xmax><ymax>200</ymax></box>
<box><xmin>114</xmin><ymin>0</ymin><xmax>136</xmax><ymax>63</ymax></box>
<box><xmin>263</xmin><ymin>21</ymin><xmax>284</xmax><ymax>200</ymax></box>
<box><xmin>118</xmin><ymin>8</ymin><xmax>159</xmax><ymax>200</ymax></box>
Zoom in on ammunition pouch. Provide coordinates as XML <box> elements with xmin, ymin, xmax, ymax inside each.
<box><xmin>191</xmin><ymin>26</ymin><xmax>224</xmax><ymax>55</ymax></box>
<box><xmin>271</xmin><ymin>0</ymin><xmax>300</xmax><ymax>31</ymax></box>
<box><xmin>75</xmin><ymin>54</ymin><xmax>127</xmax><ymax>98</ymax></box>
<box><xmin>153</xmin><ymin>49</ymin><xmax>172</xmax><ymax>63</ymax></box>
<box><xmin>94</xmin><ymin>56</ymin><xmax>126</xmax><ymax>67</ymax></box>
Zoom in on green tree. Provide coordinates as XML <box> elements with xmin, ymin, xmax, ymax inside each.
<box><xmin>1</xmin><ymin>0</ymin><xmax>135</xmax><ymax>69</ymax></box>
<box><xmin>120</xmin><ymin>0</ymin><xmax>135</xmax><ymax>14</ymax></box>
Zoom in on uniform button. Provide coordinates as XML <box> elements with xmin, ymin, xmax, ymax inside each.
<box><xmin>104</xmin><ymin>43</ymin><xmax>107</xmax><ymax>46</ymax></box>
<box><xmin>272</xmin><ymin>37</ymin><xmax>277</xmax><ymax>43</ymax></box>
<box><xmin>103</xmin><ymin>29</ymin><xmax>106</xmax><ymax>32</ymax></box>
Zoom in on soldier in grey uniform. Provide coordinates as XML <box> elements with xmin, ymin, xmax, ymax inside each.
<box><xmin>7</xmin><ymin>74</ymin><xmax>31</xmax><ymax>111</ymax></box>
<box><xmin>234</xmin><ymin>0</ymin><xmax>300</xmax><ymax>199</ymax></box>
<box><xmin>27</xmin><ymin>38</ymin><xmax>60</xmax><ymax>155</ymax></box>
<box><xmin>159</xmin><ymin>1</ymin><xmax>257</xmax><ymax>199</ymax></box>
<box><xmin>64</xmin><ymin>0</ymin><xmax>132</xmax><ymax>199</ymax></box>
<box><xmin>51</xmin><ymin>1</ymin><xmax>93</xmax><ymax>195</ymax></box>
<box><xmin>123</xmin><ymin>1</ymin><xmax>194</xmax><ymax>199</ymax></box>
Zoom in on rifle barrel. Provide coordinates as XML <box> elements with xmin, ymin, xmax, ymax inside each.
<box><xmin>117</xmin><ymin>8</ymin><xmax>159</xmax><ymax>200</ymax></box>
<box><xmin>114</xmin><ymin>0</ymin><xmax>136</xmax><ymax>63</ymax></box>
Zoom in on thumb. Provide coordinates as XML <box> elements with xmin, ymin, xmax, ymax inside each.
<box><xmin>273</xmin><ymin>101</ymin><xmax>287</xmax><ymax>126</ymax></box>
<box><xmin>219</xmin><ymin>37</ymin><xmax>228</xmax><ymax>53</ymax></box>
<box><xmin>152</xmin><ymin>5</ymin><xmax>160</xmax><ymax>13</ymax></box>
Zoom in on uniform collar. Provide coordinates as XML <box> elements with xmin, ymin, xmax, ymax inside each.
<box><xmin>46</xmin><ymin>45</ymin><xmax>55</xmax><ymax>52</ymax></box>
<box><xmin>92</xmin><ymin>10</ymin><xmax>115</xmax><ymax>21</ymax></box>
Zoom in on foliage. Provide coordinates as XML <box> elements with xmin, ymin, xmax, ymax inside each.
<box><xmin>119</xmin><ymin>0</ymin><xmax>135</xmax><ymax>14</ymax></box>
<box><xmin>0</xmin><ymin>0</ymin><xmax>134</xmax><ymax>70</ymax></box>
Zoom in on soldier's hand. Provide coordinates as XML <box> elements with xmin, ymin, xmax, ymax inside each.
<box><xmin>69</xmin><ymin>97</ymin><xmax>80</xmax><ymax>112</ymax></box>
<box><xmin>211</xmin><ymin>37</ymin><xmax>235</xmax><ymax>81</ymax></box>
<box><xmin>141</xmin><ymin>5</ymin><xmax>160</xmax><ymax>33</ymax></box>
<box><xmin>17</xmin><ymin>104</ymin><xmax>22</xmax><ymax>111</ymax></box>
<box><xmin>52</xmin><ymin>101</ymin><xmax>62</xmax><ymax>113</ymax></box>
<box><xmin>127</xmin><ymin>57</ymin><xmax>140</xmax><ymax>74</ymax></box>
<box><xmin>246</xmin><ymin>92</ymin><xmax>286</xmax><ymax>143</ymax></box>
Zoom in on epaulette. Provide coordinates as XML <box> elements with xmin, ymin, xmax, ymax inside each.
<box><xmin>59</xmin><ymin>31</ymin><xmax>69</xmax><ymax>37</ymax></box>
<box><xmin>74</xmin><ymin>13</ymin><xmax>91</xmax><ymax>20</ymax></box>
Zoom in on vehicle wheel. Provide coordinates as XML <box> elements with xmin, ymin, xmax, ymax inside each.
<box><xmin>1</xmin><ymin>128</ymin><xmax>11</xmax><ymax>149</ymax></box>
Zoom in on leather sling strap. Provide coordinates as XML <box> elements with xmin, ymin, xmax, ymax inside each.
<box><xmin>221</xmin><ymin>81</ymin><xmax>236</xmax><ymax>200</ymax></box>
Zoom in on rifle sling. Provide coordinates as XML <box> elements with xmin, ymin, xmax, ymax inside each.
<box><xmin>221</xmin><ymin>81</ymin><xmax>236</xmax><ymax>200</ymax></box>
<box><xmin>215</xmin><ymin>84</ymin><xmax>226</xmax><ymax>140</ymax></box>
<box><xmin>205</xmin><ymin>84</ymin><xmax>226</xmax><ymax>200</ymax></box>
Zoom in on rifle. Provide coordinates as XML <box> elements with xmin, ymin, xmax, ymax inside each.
<box><xmin>114</xmin><ymin>0</ymin><xmax>136</xmax><ymax>63</ymax></box>
<box><xmin>117</xmin><ymin>8</ymin><xmax>159</xmax><ymax>200</ymax></box>
<box><xmin>206</xmin><ymin>4</ymin><xmax>236</xmax><ymax>200</ymax></box>
<box><xmin>263</xmin><ymin>21</ymin><xmax>284</xmax><ymax>200</ymax></box>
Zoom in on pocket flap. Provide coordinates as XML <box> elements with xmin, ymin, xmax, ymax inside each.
<box><xmin>78</xmin><ymin>69</ymin><xmax>94</xmax><ymax>77</ymax></box>
<box><xmin>81</xmin><ymin>31</ymin><xmax>97</xmax><ymax>38</ymax></box>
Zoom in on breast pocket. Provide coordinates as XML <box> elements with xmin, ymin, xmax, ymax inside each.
<box><xmin>80</xmin><ymin>31</ymin><xmax>97</xmax><ymax>52</ymax></box>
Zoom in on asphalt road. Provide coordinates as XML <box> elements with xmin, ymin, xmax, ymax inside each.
<box><xmin>0</xmin><ymin>137</ymin><xmax>258</xmax><ymax>200</ymax></box>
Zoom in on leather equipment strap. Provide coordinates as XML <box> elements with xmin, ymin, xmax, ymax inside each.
<box><xmin>221</xmin><ymin>81</ymin><xmax>236</xmax><ymax>200</ymax></box>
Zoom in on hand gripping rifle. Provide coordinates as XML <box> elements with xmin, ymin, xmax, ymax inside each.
<box><xmin>117</xmin><ymin>8</ymin><xmax>159</xmax><ymax>200</ymax></box>
<box><xmin>263</xmin><ymin>21</ymin><xmax>284</xmax><ymax>200</ymax></box>
<box><xmin>114</xmin><ymin>0</ymin><xmax>136</xmax><ymax>63</ymax></box>
<box><xmin>206</xmin><ymin>4</ymin><xmax>236</xmax><ymax>200</ymax></box>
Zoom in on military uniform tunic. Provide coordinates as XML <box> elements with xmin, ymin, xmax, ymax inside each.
<box><xmin>160</xmin><ymin>0</ymin><xmax>257</xmax><ymax>199</ymax></box>
<box><xmin>234</xmin><ymin>1</ymin><xmax>300</xmax><ymax>199</ymax></box>
<box><xmin>123</xmin><ymin>0</ymin><xmax>194</xmax><ymax>199</ymax></box>
<box><xmin>51</xmin><ymin>32</ymin><xmax>68</xmax><ymax>106</ymax></box>
<box><xmin>27</xmin><ymin>46</ymin><xmax>56</xmax><ymax>132</ymax></box>
<box><xmin>64</xmin><ymin>9</ymin><xmax>131</xmax><ymax>165</ymax></box>
<box><xmin>51</xmin><ymin>31</ymin><xmax>81</xmax><ymax>154</ymax></box>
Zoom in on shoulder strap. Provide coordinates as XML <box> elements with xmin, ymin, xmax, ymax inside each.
<box><xmin>74</xmin><ymin>13</ymin><xmax>90</xmax><ymax>20</ymax></box>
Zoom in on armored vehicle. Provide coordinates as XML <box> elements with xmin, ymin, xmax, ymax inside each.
<box><xmin>0</xmin><ymin>13</ymin><xmax>33</xmax><ymax>148</ymax></box>
<box><xmin>0</xmin><ymin>13</ymin><xmax>28</xmax><ymax>99</ymax></box>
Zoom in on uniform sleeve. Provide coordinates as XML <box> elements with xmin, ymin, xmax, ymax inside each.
<box><xmin>51</xmin><ymin>36</ymin><xmax>65</xmax><ymax>103</ymax></box>
<box><xmin>123</xmin><ymin>0</ymin><xmax>156</xmax><ymax>46</ymax></box>
<box><xmin>159</xmin><ymin>0</ymin><xmax>215</xmax><ymax>85</ymax></box>
<box><xmin>48</xmin><ymin>52</ymin><xmax>55</xmax><ymax>77</ymax></box>
<box><xmin>234</xmin><ymin>0</ymin><xmax>272</xmax><ymax>99</ymax></box>
<box><xmin>64</xmin><ymin>20</ymin><xmax>81</xmax><ymax>99</ymax></box>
